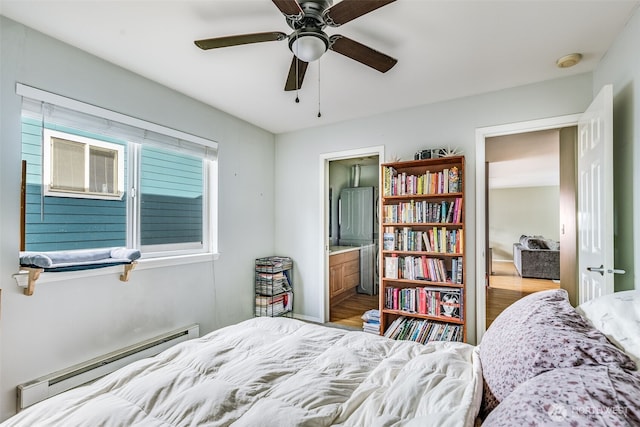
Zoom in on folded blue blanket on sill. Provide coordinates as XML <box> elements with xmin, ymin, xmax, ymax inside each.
<box><xmin>20</xmin><ymin>248</ymin><xmax>141</xmax><ymax>272</ymax></box>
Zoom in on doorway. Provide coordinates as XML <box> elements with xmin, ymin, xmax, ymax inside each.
<box><xmin>319</xmin><ymin>146</ymin><xmax>384</xmax><ymax>328</ymax></box>
<box><xmin>475</xmin><ymin>114</ymin><xmax>580</xmax><ymax>343</ymax></box>
<box><xmin>485</xmin><ymin>130</ymin><xmax>563</xmax><ymax>327</ymax></box>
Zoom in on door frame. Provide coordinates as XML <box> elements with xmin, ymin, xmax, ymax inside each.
<box><xmin>475</xmin><ymin>114</ymin><xmax>580</xmax><ymax>343</ymax></box>
<box><xmin>318</xmin><ymin>145</ymin><xmax>385</xmax><ymax>323</ymax></box>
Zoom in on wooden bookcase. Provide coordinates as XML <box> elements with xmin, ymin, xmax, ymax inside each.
<box><xmin>378</xmin><ymin>156</ymin><xmax>466</xmax><ymax>343</ymax></box>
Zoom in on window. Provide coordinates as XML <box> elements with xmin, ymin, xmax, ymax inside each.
<box><xmin>43</xmin><ymin>129</ymin><xmax>125</xmax><ymax>200</ymax></box>
<box><xmin>138</xmin><ymin>146</ymin><xmax>205</xmax><ymax>253</ymax></box>
<box><xmin>19</xmin><ymin>84</ymin><xmax>218</xmax><ymax>258</ymax></box>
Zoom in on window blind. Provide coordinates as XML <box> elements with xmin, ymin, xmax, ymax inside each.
<box><xmin>17</xmin><ymin>83</ymin><xmax>218</xmax><ymax>161</ymax></box>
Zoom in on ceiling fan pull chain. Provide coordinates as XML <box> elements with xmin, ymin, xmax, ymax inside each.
<box><xmin>295</xmin><ymin>34</ymin><xmax>300</xmax><ymax>103</ymax></box>
<box><xmin>317</xmin><ymin>59</ymin><xmax>322</xmax><ymax>118</ymax></box>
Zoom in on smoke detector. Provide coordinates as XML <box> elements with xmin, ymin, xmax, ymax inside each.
<box><xmin>556</xmin><ymin>53</ymin><xmax>583</xmax><ymax>68</ymax></box>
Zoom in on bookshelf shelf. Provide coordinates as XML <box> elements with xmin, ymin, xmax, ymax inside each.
<box><xmin>382</xmin><ymin>192</ymin><xmax>463</xmax><ymax>200</ymax></box>
<box><xmin>381</xmin><ymin>277</ymin><xmax>464</xmax><ymax>288</ymax></box>
<box><xmin>381</xmin><ymin>309</ymin><xmax>465</xmax><ymax>325</ymax></box>
<box><xmin>255</xmin><ymin>256</ymin><xmax>293</xmax><ymax>318</ymax></box>
<box><xmin>381</xmin><ymin>250</ymin><xmax>463</xmax><ymax>257</ymax></box>
<box><xmin>379</xmin><ymin>155</ymin><xmax>466</xmax><ymax>343</ymax></box>
<box><xmin>383</xmin><ymin>222</ymin><xmax>464</xmax><ymax>228</ymax></box>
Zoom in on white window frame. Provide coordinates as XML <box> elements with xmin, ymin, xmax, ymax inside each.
<box><xmin>43</xmin><ymin>128</ymin><xmax>125</xmax><ymax>200</ymax></box>
<box><xmin>129</xmin><ymin>144</ymin><xmax>216</xmax><ymax>258</ymax></box>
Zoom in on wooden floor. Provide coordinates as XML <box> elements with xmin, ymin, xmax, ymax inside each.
<box><xmin>486</xmin><ymin>261</ymin><xmax>560</xmax><ymax>327</ymax></box>
<box><xmin>328</xmin><ymin>261</ymin><xmax>560</xmax><ymax>332</ymax></box>
<box><xmin>330</xmin><ymin>292</ymin><xmax>379</xmax><ymax>329</ymax></box>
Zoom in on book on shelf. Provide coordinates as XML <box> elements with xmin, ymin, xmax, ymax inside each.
<box><xmin>456</xmin><ymin>230</ymin><xmax>464</xmax><ymax>255</ymax></box>
<box><xmin>421</xmin><ymin>232</ymin><xmax>432</xmax><ymax>252</ymax></box>
<box><xmin>384</xmin><ymin>286</ymin><xmax>463</xmax><ymax>320</ymax></box>
<box><xmin>383</xmin><ymin>316</ymin><xmax>463</xmax><ymax>343</ymax></box>
<box><xmin>383</xmin><ymin>229</ymin><xmax>396</xmax><ymax>250</ymax></box>
<box><xmin>388</xmin><ymin>255</ymin><xmax>456</xmax><ymax>283</ymax></box>
<box><xmin>388</xmin><ymin>227</ymin><xmax>462</xmax><ymax>254</ymax></box>
<box><xmin>453</xmin><ymin>197</ymin><xmax>462</xmax><ymax>223</ymax></box>
<box><xmin>449</xmin><ymin>166</ymin><xmax>460</xmax><ymax>193</ymax></box>
<box><xmin>439</xmin><ymin>289</ymin><xmax>462</xmax><ymax>319</ymax></box>
<box><xmin>445</xmin><ymin>200</ymin><xmax>454</xmax><ymax>223</ymax></box>
<box><xmin>382</xmin><ymin>199</ymin><xmax>462</xmax><ymax>225</ymax></box>
<box><xmin>383</xmin><ymin>166</ymin><xmax>398</xmax><ymax>196</ymax></box>
<box><xmin>383</xmin><ymin>165</ymin><xmax>462</xmax><ymax>196</ymax></box>
<box><xmin>384</xmin><ymin>255</ymin><xmax>399</xmax><ymax>279</ymax></box>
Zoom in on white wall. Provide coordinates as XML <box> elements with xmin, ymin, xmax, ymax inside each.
<box><xmin>275</xmin><ymin>73</ymin><xmax>594</xmax><ymax>344</ymax></box>
<box><xmin>593</xmin><ymin>7</ymin><xmax>640</xmax><ymax>292</ymax></box>
<box><xmin>489</xmin><ymin>186</ymin><xmax>560</xmax><ymax>261</ymax></box>
<box><xmin>0</xmin><ymin>17</ymin><xmax>275</xmax><ymax>419</ymax></box>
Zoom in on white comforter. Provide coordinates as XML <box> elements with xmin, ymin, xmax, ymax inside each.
<box><xmin>3</xmin><ymin>317</ymin><xmax>482</xmax><ymax>426</ymax></box>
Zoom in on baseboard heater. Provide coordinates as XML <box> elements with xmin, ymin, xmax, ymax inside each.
<box><xmin>17</xmin><ymin>323</ymin><xmax>199</xmax><ymax>411</ymax></box>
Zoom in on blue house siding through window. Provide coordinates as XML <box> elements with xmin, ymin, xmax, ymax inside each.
<box><xmin>140</xmin><ymin>146</ymin><xmax>203</xmax><ymax>246</ymax></box>
<box><xmin>21</xmin><ymin>117</ymin><xmax>204</xmax><ymax>252</ymax></box>
<box><xmin>22</xmin><ymin>118</ymin><xmax>127</xmax><ymax>251</ymax></box>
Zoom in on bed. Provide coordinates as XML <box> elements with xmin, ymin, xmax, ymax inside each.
<box><xmin>479</xmin><ymin>288</ymin><xmax>640</xmax><ymax>426</ymax></box>
<box><xmin>1</xmin><ymin>317</ymin><xmax>483</xmax><ymax>426</ymax></box>
<box><xmin>2</xmin><ymin>289</ymin><xmax>639</xmax><ymax>426</ymax></box>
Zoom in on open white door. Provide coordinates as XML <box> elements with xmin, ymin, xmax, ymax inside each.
<box><xmin>577</xmin><ymin>84</ymin><xmax>623</xmax><ymax>304</ymax></box>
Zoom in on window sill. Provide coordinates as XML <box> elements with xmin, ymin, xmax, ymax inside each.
<box><xmin>13</xmin><ymin>252</ymin><xmax>220</xmax><ymax>291</ymax></box>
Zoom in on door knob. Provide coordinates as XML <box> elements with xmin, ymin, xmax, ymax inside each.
<box><xmin>586</xmin><ymin>265</ymin><xmax>625</xmax><ymax>276</ymax></box>
<box><xmin>586</xmin><ymin>265</ymin><xmax>605</xmax><ymax>276</ymax></box>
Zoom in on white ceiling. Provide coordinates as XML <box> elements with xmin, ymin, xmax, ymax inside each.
<box><xmin>1</xmin><ymin>0</ymin><xmax>638</xmax><ymax>134</ymax></box>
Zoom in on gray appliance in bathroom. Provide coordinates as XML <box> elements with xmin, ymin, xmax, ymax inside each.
<box><xmin>338</xmin><ymin>185</ymin><xmax>378</xmax><ymax>295</ymax></box>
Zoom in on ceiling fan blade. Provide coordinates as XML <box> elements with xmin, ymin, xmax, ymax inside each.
<box><xmin>284</xmin><ymin>56</ymin><xmax>309</xmax><ymax>91</ymax></box>
<box><xmin>194</xmin><ymin>32</ymin><xmax>287</xmax><ymax>50</ymax></box>
<box><xmin>329</xmin><ymin>35</ymin><xmax>397</xmax><ymax>73</ymax></box>
<box><xmin>272</xmin><ymin>0</ymin><xmax>303</xmax><ymax>19</ymax></box>
<box><xmin>323</xmin><ymin>0</ymin><xmax>396</xmax><ymax>26</ymax></box>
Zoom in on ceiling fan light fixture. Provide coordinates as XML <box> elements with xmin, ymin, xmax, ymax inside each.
<box><xmin>290</xmin><ymin>31</ymin><xmax>329</xmax><ymax>62</ymax></box>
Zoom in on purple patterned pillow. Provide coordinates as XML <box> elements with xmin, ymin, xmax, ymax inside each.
<box><xmin>483</xmin><ymin>366</ymin><xmax>640</xmax><ymax>426</ymax></box>
<box><xmin>479</xmin><ymin>289</ymin><xmax>636</xmax><ymax>417</ymax></box>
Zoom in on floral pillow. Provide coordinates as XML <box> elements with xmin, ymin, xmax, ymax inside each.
<box><xmin>478</xmin><ymin>289</ymin><xmax>636</xmax><ymax>417</ymax></box>
<box><xmin>577</xmin><ymin>290</ymin><xmax>640</xmax><ymax>367</ymax></box>
<box><xmin>483</xmin><ymin>366</ymin><xmax>640</xmax><ymax>426</ymax></box>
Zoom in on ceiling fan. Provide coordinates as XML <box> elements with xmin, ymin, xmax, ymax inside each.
<box><xmin>194</xmin><ymin>0</ymin><xmax>398</xmax><ymax>91</ymax></box>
